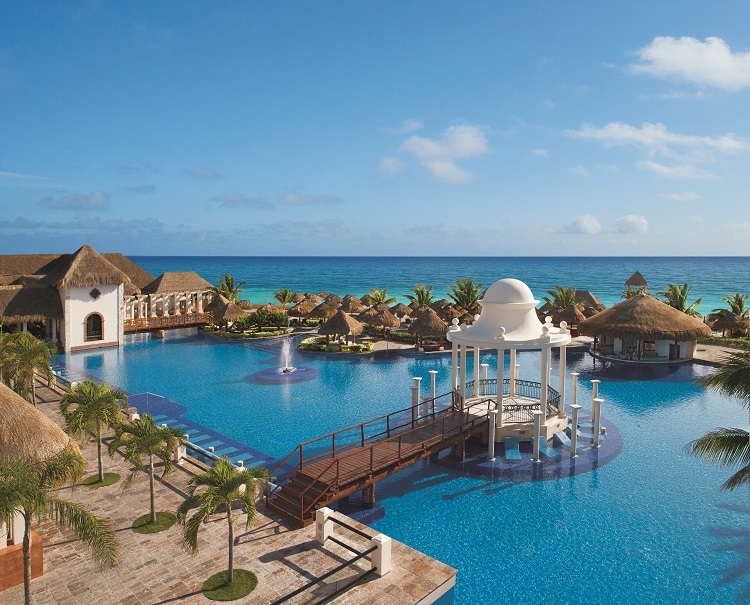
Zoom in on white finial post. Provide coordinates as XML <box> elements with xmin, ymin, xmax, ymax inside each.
<box><xmin>570</xmin><ymin>372</ymin><xmax>580</xmax><ymax>406</ymax></box>
<box><xmin>532</xmin><ymin>411</ymin><xmax>543</xmax><ymax>463</ymax></box>
<box><xmin>590</xmin><ymin>380</ymin><xmax>601</xmax><ymax>425</ymax></box>
<box><xmin>410</xmin><ymin>385</ymin><xmax>419</xmax><ymax>427</ymax></box>
<box><xmin>451</xmin><ymin>340</ymin><xmax>458</xmax><ymax>393</ymax></box>
<box><xmin>593</xmin><ymin>398</ymin><xmax>604</xmax><ymax>448</ymax></box>
<box><xmin>487</xmin><ymin>410</ymin><xmax>497</xmax><ymax>461</ymax></box>
<box><xmin>429</xmin><ymin>370</ymin><xmax>438</xmax><ymax>402</ymax></box>
<box><xmin>460</xmin><ymin>345</ymin><xmax>467</xmax><ymax>410</ymax></box>
<box><xmin>509</xmin><ymin>349</ymin><xmax>517</xmax><ymax>395</ymax></box>
<box><xmin>570</xmin><ymin>403</ymin><xmax>581</xmax><ymax>458</ymax></box>
<box><xmin>473</xmin><ymin>346</ymin><xmax>480</xmax><ymax>398</ymax></box>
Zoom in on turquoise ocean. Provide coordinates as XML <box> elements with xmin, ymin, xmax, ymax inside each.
<box><xmin>133</xmin><ymin>256</ymin><xmax>750</xmax><ymax>315</ymax></box>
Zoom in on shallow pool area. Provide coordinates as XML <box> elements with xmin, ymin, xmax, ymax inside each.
<box><xmin>60</xmin><ymin>330</ymin><xmax>750</xmax><ymax>604</ymax></box>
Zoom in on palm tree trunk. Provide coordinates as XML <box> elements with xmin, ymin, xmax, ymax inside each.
<box><xmin>149</xmin><ymin>454</ymin><xmax>156</xmax><ymax>524</ymax></box>
<box><xmin>97</xmin><ymin>425</ymin><xmax>104</xmax><ymax>483</ymax></box>
<box><xmin>227</xmin><ymin>507</ymin><xmax>234</xmax><ymax>584</ymax></box>
<box><xmin>23</xmin><ymin>512</ymin><xmax>32</xmax><ymax>605</ymax></box>
<box><xmin>30</xmin><ymin>374</ymin><xmax>37</xmax><ymax>407</ymax></box>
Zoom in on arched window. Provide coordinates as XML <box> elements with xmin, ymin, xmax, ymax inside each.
<box><xmin>85</xmin><ymin>313</ymin><xmax>103</xmax><ymax>342</ymax></box>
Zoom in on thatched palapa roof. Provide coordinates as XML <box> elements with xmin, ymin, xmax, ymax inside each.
<box><xmin>390</xmin><ymin>303</ymin><xmax>411</xmax><ymax>318</ymax></box>
<box><xmin>0</xmin><ymin>383</ymin><xmax>81</xmax><ymax>464</ymax></box>
<box><xmin>370</xmin><ymin>309</ymin><xmax>400</xmax><ymax>330</ymax></box>
<box><xmin>142</xmin><ymin>271</ymin><xmax>212</xmax><ymax>294</ymax></box>
<box><xmin>712</xmin><ymin>313</ymin><xmax>747</xmax><ymax>332</ymax></box>
<box><xmin>289</xmin><ymin>299</ymin><xmax>316</xmax><ymax>317</ymax></box>
<box><xmin>39</xmin><ymin>245</ymin><xmax>133</xmax><ymax>290</ymax></box>
<box><xmin>309</xmin><ymin>301</ymin><xmax>338</xmax><ymax>320</ymax></box>
<box><xmin>205</xmin><ymin>295</ymin><xmax>245</xmax><ymax>323</ymax></box>
<box><xmin>552</xmin><ymin>304</ymin><xmax>586</xmax><ymax>326</ymax></box>
<box><xmin>319</xmin><ymin>310</ymin><xmax>363</xmax><ymax>337</ymax></box>
<box><xmin>625</xmin><ymin>271</ymin><xmax>648</xmax><ymax>287</ymax></box>
<box><xmin>290</xmin><ymin>292</ymin><xmax>305</xmax><ymax>304</ymax></box>
<box><xmin>539</xmin><ymin>290</ymin><xmax>606</xmax><ymax>314</ymax></box>
<box><xmin>409</xmin><ymin>307</ymin><xmax>448</xmax><ymax>337</ymax></box>
<box><xmin>340</xmin><ymin>298</ymin><xmax>366</xmax><ymax>313</ymax></box>
<box><xmin>578</xmin><ymin>293</ymin><xmax>711</xmax><ymax>340</ymax></box>
<box><xmin>325</xmin><ymin>294</ymin><xmax>343</xmax><ymax>305</ymax></box>
<box><xmin>0</xmin><ymin>285</ymin><xmax>64</xmax><ymax>324</ymax></box>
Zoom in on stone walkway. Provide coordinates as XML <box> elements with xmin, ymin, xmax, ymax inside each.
<box><xmin>1</xmin><ymin>381</ymin><xmax>455</xmax><ymax>605</ymax></box>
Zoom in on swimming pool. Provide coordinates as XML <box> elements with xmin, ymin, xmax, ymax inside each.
<box><xmin>61</xmin><ymin>331</ymin><xmax>750</xmax><ymax>603</ymax></box>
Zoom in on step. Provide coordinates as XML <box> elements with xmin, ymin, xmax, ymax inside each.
<box><xmin>213</xmin><ymin>447</ymin><xmax>239</xmax><ymax>457</ymax></box>
<box><xmin>531</xmin><ymin>437</ymin><xmax>560</xmax><ymax>460</ymax></box>
<box><xmin>504</xmin><ymin>437</ymin><xmax>521</xmax><ymax>461</ymax></box>
<box><xmin>188</xmin><ymin>435</ymin><xmax>213</xmax><ymax>445</ymax></box>
<box><xmin>553</xmin><ymin>431</ymin><xmax>570</xmax><ymax>448</ymax></box>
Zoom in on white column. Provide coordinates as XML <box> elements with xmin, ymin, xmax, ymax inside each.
<box><xmin>570</xmin><ymin>403</ymin><xmax>581</xmax><ymax>458</ymax></box>
<box><xmin>197</xmin><ymin>292</ymin><xmax>204</xmax><ymax>313</ymax></box>
<box><xmin>593</xmin><ymin>398</ymin><xmax>604</xmax><ymax>448</ymax></box>
<box><xmin>451</xmin><ymin>341</ymin><xmax>458</xmax><ymax>393</ymax></box>
<box><xmin>590</xmin><ymin>380</ymin><xmax>601</xmax><ymax>424</ymax></box>
<box><xmin>429</xmin><ymin>370</ymin><xmax>437</xmax><ymax>402</ymax></box>
<box><xmin>496</xmin><ymin>349</ymin><xmax>505</xmax><ymax>427</ymax></box>
<box><xmin>473</xmin><ymin>346</ymin><xmax>480</xmax><ymax>398</ymax></box>
<box><xmin>315</xmin><ymin>507</ymin><xmax>334</xmax><ymax>544</ymax></box>
<box><xmin>52</xmin><ymin>319</ymin><xmax>58</xmax><ymax>342</ymax></box>
<box><xmin>0</xmin><ymin>519</ymin><xmax>6</xmax><ymax>549</ymax></box>
<box><xmin>540</xmin><ymin>346</ymin><xmax>549</xmax><ymax>420</ymax></box>
<box><xmin>412</xmin><ymin>377</ymin><xmax>421</xmax><ymax>420</ymax></box>
<box><xmin>558</xmin><ymin>344</ymin><xmax>567</xmax><ymax>417</ymax></box>
<box><xmin>509</xmin><ymin>349</ymin><xmax>517</xmax><ymax>395</ymax></box>
<box><xmin>22</xmin><ymin>322</ymin><xmax>28</xmax><ymax>332</ymax></box>
<box><xmin>421</xmin><ymin>395</ymin><xmax>429</xmax><ymax>420</ymax></box>
<box><xmin>371</xmin><ymin>534</ymin><xmax>392</xmax><ymax>577</ymax></box>
<box><xmin>459</xmin><ymin>345</ymin><xmax>467</xmax><ymax>410</ymax></box>
<box><xmin>410</xmin><ymin>385</ymin><xmax>419</xmax><ymax>426</ymax></box>
<box><xmin>532</xmin><ymin>411</ymin><xmax>543</xmax><ymax>463</ymax></box>
<box><xmin>570</xmin><ymin>372</ymin><xmax>579</xmax><ymax>406</ymax></box>
<box><xmin>487</xmin><ymin>410</ymin><xmax>497</xmax><ymax>461</ymax></box>
<box><xmin>480</xmin><ymin>364</ymin><xmax>489</xmax><ymax>395</ymax></box>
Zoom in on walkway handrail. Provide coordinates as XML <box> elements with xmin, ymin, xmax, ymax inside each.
<box><xmin>294</xmin><ymin>397</ymin><xmax>494</xmax><ymax>520</ymax></box>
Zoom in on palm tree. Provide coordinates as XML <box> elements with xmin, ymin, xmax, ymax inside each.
<box><xmin>687</xmin><ymin>349</ymin><xmax>750</xmax><ymax>490</ymax></box>
<box><xmin>0</xmin><ymin>330</ymin><xmax>13</xmax><ymax>385</ymax></box>
<box><xmin>0</xmin><ymin>449</ymin><xmax>119</xmax><ymax>605</ymax></box>
<box><xmin>622</xmin><ymin>286</ymin><xmax>649</xmax><ymax>299</ymax></box>
<box><xmin>711</xmin><ymin>292</ymin><xmax>750</xmax><ymax>319</ymax></box>
<box><xmin>211</xmin><ymin>274</ymin><xmax>247</xmax><ymax>303</ymax></box>
<box><xmin>447</xmin><ymin>278</ymin><xmax>484</xmax><ymax>313</ymax></box>
<box><xmin>657</xmin><ymin>283</ymin><xmax>702</xmax><ymax>317</ymax></box>
<box><xmin>273</xmin><ymin>288</ymin><xmax>294</xmax><ymax>308</ymax></box>
<box><xmin>405</xmin><ymin>284</ymin><xmax>435</xmax><ymax>307</ymax></box>
<box><xmin>4</xmin><ymin>331</ymin><xmax>56</xmax><ymax>406</ymax></box>
<box><xmin>542</xmin><ymin>285</ymin><xmax>580</xmax><ymax>312</ymax></box>
<box><xmin>366</xmin><ymin>288</ymin><xmax>396</xmax><ymax>306</ymax></box>
<box><xmin>177</xmin><ymin>457</ymin><xmax>267</xmax><ymax>585</ymax></box>
<box><xmin>108</xmin><ymin>414</ymin><xmax>186</xmax><ymax>525</ymax></box>
<box><xmin>60</xmin><ymin>380</ymin><xmax>127</xmax><ymax>483</ymax></box>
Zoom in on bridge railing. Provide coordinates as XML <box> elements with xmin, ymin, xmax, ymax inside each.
<box><xmin>266</xmin><ymin>394</ymin><xmax>493</xmax><ymax>520</ymax></box>
<box><xmin>461</xmin><ymin>379</ymin><xmax>560</xmax><ymax>422</ymax></box>
<box><xmin>123</xmin><ymin>312</ymin><xmax>213</xmax><ymax>332</ymax></box>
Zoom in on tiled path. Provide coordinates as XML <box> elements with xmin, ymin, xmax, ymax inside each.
<box><xmin>1</xmin><ymin>380</ymin><xmax>455</xmax><ymax>605</ymax></box>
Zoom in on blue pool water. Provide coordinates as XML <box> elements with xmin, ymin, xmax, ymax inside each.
<box><xmin>61</xmin><ymin>331</ymin><xmax>750</xmax><ymax>603</ymax></box>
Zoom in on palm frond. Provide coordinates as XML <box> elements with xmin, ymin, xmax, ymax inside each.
<box><xmin>48</xmin><ymin>498</ymin><xmax>119</xmax><ymax>568</ymax></box>
<box><xmin>687</xmin><ymin>428</ymin><xmax>750</xmax><ymax>468</ymax></box>
<box><xmin>698</xmin><ymin>350</ymin><xmax>750</xmax><ymax>406</ymax></box>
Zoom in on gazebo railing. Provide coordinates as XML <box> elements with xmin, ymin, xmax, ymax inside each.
<box><xmin>461</xmin><ymin>379</ymin><xmax>561</xmax><ymax>421</ymax></box>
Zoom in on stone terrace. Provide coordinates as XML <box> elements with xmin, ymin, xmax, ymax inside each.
<box><xmin>1</xmin><ymin>380</ymin><xmax>455</xmax><ymax>605</ymax></box>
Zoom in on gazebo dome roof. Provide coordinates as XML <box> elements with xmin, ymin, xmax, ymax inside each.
<box><xmin>448</xmin><ymin>278</ymin><xmax>570</xmax><ymax>349</ymax></box>
<box><xmin>481</xmin><ymin>278</ymin><xmax>536</xmax><ymax>305</ymax></box>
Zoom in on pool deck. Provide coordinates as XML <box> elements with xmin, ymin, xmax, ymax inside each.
<box><xmin>5</xmin><ymin>379</ymin><xmax>456</xmax><ymax>605</ymax></box>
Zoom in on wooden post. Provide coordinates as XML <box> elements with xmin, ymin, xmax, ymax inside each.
<box><xmin>362</xmin><ymin>483</ymin><xmax>376</xmax><ymax>508</ymax></box>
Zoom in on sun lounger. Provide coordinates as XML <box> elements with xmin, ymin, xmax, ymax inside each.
<box><xmin>504</xmin><ymin>437</ymin><xmax>521</xmax><ymax>461</ymax></box>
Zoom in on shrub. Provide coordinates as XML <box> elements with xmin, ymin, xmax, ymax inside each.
<box><xmin>389</xmin><ymin>330</ymin><xmax>415</xmax><ymax>343</ymax></box>
<box><xmin>233</xmin><ymin>316</ymin><xmax>251</xmax><ymax>331</ymax></box>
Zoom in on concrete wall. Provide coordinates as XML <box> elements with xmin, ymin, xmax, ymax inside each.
<box><xmin>59</xmin><ymin>284</ymin><xmax>123</xmax><ymax>352</ymax></box>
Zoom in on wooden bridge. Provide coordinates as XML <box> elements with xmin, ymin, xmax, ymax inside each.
<box><xmin>266</xmin><ymin>393</ymin><xmax>494</xmax><ymax>526</ymax></box>
<box><xmin>123</xmin><ymin>312</ymin><xmax>213</xmax><ymax>333</ymax></box>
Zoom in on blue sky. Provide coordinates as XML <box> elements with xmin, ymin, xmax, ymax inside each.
<box><xmin>1</xmin><ymin>1</ymin><xmax>750</xmax><ymax>256</ymax></box>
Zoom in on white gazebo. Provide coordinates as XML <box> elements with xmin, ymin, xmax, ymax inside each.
<box><xmin>447</xmin><ymin>278</ymin><xmax>571</xmax><ymax>442</ymax></box>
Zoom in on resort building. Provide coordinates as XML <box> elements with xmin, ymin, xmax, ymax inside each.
<box><xmin>0</xmin><ymin>245</ymin><xmax>213</xmax><ymax>352</ymax></box>
<box><xmin>579</xmin><ymin>293</ymin><xmax>711</xmax><ymax>362</ymax></box>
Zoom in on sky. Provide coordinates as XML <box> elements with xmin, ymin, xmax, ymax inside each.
<box><xmin>1</xmin><ymin>1</ymin><xmax>750</xmax><ymax>256</ymax></box>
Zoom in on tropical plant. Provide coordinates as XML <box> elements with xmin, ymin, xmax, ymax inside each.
<box><xmin>542</xmin><ymin>285</ymin><xmax>580</xmax><ymax>311</ymax></box>
<box><xmin>211</xmin><ymin>274</ymin><xmax>247</xmax><ymax>303</ymax></box>
<box><xmin>366</xmin><ymin>288</ymin><xmax>396</xmax><ymax>306</ymax></box>
<box><xmin>687</xmin><ymin>350</ymin><xmax>750</xmax><ymax>490</ymax></box>
<box><xmin>622</xmin><ymin>286</ymin><xmax>649</xmax><ymax>299</ymax></box>
<box><xmin>60</xmin><ymin>380</ymin><xmax>127</xmax><ymax>483</ymax></box>
<box><xmin>273</xmin><ymin>288</ymin><xmax>294</xmax><ymax>308</ymax></box>
<box><xmin>0</xmin><ymin>330</ymin><xmax>13</xmax><ymax>385</ymax></box>
<box><xmin>657</xmin><ymin>283</ymin><xmax>703</xmax><ymax>317</ymax></box>
<box><xmin>711</xmin><ymin>292</ymin><xmax>750</xmax><ymax>319</ymax></box>
<box><xmin>108</xmin><ymin>414</ymin><xmax>186</xmax><ymax>525</ymax></box>
<box><xmin>447</xmin><ymin>278</ymin><xmax>484</xmax><ymax>313</ymax></box>
<box><xmin>0</xmin><ymin>449</ymin><xmax>118</xmax><ymax>605</ymax></box>
<box><xmin>177</xmin><ymin>457</ymin><xmax>267</xmax><ymax>585</ymax></box>
<box><xmin>4</xmin><ymin>331</ymin><xmax>56</xmax><ymax>406</ymax></box>
<box><xmin>405</xmin><ymin>284</ymin><xmax>435</xmax><ymax>307</ymax></box>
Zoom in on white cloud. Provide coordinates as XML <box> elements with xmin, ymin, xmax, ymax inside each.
<box><xmin>378</xmin><ymin>156</ymin><xmax>405</xmax><ymax>176</ymax></box>
<box><xmin>0</xmin><ymin>170</ymin><xmax>45</xmax><ymax>180</ymax></box>
<box><xmin>559</xmin><ymin>215</ymin><xmax>602</xmax><ymax>234</ymax></box>
<box><xmin>123</xmin><ymin>184</ymin><xmax>156</xmax><ymax>194</ymax></box>
<box><xmin>659</xmin><ymin>191</ymin><xmax>700</xmax><ymax>202</ymax></box>
<box><xmin>399</xmin><ymin>124</ymin><xmax>489</xmax><ymax>184</ymax></box>
<box><xmin>37</xmin><ymin>190</ymin><xmax>110</xmax><ymax>211</ymax></box>
<box><xmin>615</xmin><ymin>215</ymin><xmax>649</xmax><ymax>234</ymax></box>
<box><xmin>280</xmin><ymin>189</ymin><xmax>343</xmax><ymax>206</ymax></box>
<box><xmin>637</xmin><ymin>161</ymin><xmax>719</xmax><ymax>180</ymax></box>
<box><xmin>384</xmin><ymin>119</ymin><xmax>424</xmax><ymax>134</ymax></box>
<box><xmin>538</xmin><ymin>99</ymin><xmax>555</xmax><ymax>110</ymax></box>
<box><xmin>185</xmin><ymin>165</ymin><xmax>222</xmax><ymax>179</ymax></box>
<box><xmin>567</xmin><ymin>166</ymin><xmax>590</xmax><ymax>177</ymax></box>
<box><xmin>209</xmin><ymin>191</ymin><xmax>273</xmax><ymax>209</ymax></box>
<box><xmin>630</xmin><ymin>36</ymin><xmax>750</xmax><ymax>91</ymax></box>
<box><xmin>533</xmin><ymin>148</ymin><xmax>549</xmax><ymax>158</ymax></box>
<box><xmin>565</xmin><ymin>122</ymin><xmax>746</xmax><ymax>155</ymax></box>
